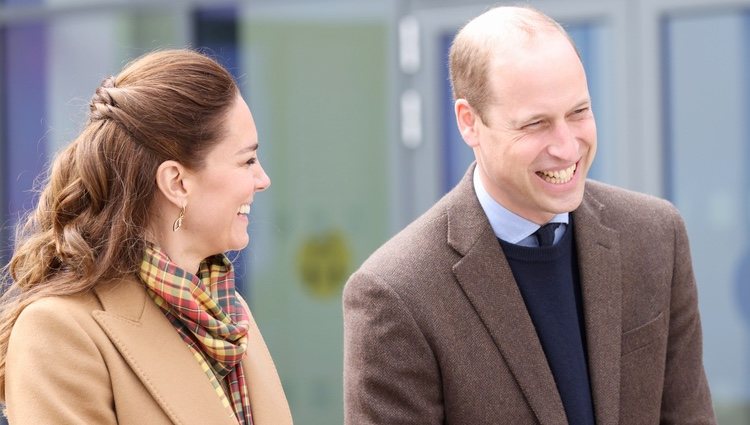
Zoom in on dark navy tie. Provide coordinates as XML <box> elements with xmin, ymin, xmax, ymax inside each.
<box><xmin>535</xmin><ymin>223</ymin><xmax>560</xmax><ymax>247</ymax></box>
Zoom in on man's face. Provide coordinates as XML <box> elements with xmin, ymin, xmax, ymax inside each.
<box><xmin>467</xmin><ymin>32</ymin><xmax>597</xmax><ymax>224</ymax></box>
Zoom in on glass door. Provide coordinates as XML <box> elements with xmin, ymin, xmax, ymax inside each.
<box><xmin>641</xmin><ymin>0</ymin><xmax>750</xmax><ymax>421</ymax></box>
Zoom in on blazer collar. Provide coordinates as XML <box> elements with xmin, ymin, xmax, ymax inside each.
<box><xmin>93</xmin><ymin>278</ymin><xmax>238</xmax><ymax>425</ymax></box>
<box><xmin>447</xmin><ymin>166</ymin><xmax>622</xmax><ymax>425</ymax></box>
<box><xmin>92</xmin><ymin>277</ymin><xmax>292</xmax><ymax>425</ymax></box>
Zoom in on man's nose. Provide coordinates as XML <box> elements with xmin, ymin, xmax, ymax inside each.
<box><xmin>547</xmin><ymin>122</ymin><xmax>579</xmax><ymax>161</ymax></box>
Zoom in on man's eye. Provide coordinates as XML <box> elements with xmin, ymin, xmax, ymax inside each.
<box><xmin>523</xmin><ymin>121</ymin><xmax>542</xmax><ymax>129</ymax></box>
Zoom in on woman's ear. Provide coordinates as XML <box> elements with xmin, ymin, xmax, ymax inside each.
<box><xmin>155</xmin><ymin>160</ymin><xmax>188</xmax><ymax>207</ymax></box>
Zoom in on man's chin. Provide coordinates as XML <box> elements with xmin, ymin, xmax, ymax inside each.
<box><xmin>541</xmin><ymin>191</ymin><xmax>585</xmax><ymax>215</ymax></box>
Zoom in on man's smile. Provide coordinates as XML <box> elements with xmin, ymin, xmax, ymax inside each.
<box><xmin>536</xmin><ymin>162</ymin><xmax>577</xmax><ymax>184</ymax></box>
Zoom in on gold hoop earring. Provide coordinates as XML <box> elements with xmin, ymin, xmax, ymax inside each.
<box><xmin>172</xmin><ymin>204</ymin><xmax>186</xmax><ymax>232</ymax></box>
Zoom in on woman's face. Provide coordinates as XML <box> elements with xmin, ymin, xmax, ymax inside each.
<box><xmin>183</xmin><ymin>94</ymin><xmax>270</xmax><ymax>256</ymax></box>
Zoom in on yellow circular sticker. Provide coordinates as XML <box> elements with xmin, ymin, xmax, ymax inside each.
<box><xmin>296</xmin><ymin>229</ymin><xmax>351</xmax><ymax>299</ymax></box>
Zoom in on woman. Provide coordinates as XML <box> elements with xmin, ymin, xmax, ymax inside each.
<box><xmin>0</xmin><ymin>49</ymin><xmax>292</xmax><ymax>424</ymax></box>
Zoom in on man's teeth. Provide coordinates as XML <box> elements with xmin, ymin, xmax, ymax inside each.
<box><xmin>537</xmin><ymin>163</ymin><xmax>576</xmax><ymax>184</ymax></box>
<box><xmin>238</xmin><ymin>204</ymin><xmax>250</xmax><ymax>214</ymax></box>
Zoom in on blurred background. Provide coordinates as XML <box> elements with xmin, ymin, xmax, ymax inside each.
<box><xmin>0</xmin><ymin>0</ymin><xmax>748</xmax><ymax>423</ymax></box>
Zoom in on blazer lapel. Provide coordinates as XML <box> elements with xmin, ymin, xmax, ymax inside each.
<box><xmin>92</xmin><ymin>278</ymin><xmax>238</xmax><ymax>425</ymax></box>
<box><xmin>447</xmin><ymin>169</ymin><xmax>567</xmax><ymax>425</ymax></box>
<box><xmin>574</xmin><ymin>187</ymin><xmax>622</xmax><ymax>425</ymax></box>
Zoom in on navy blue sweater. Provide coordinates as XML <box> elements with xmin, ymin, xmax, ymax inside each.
<box><xmin>498</xmin><ymin>225</ymin><xmax>596</xmax><ymax>425</ymax></box>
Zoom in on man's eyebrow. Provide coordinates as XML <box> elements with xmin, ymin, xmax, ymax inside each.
<box><xmin>572</xmin><ymin>98</ymin><xmax>591</xmax><ymax>109</ymax></box>
<box><xmin>511</xmin><ymin>113</ymin><xmax>547</xmax><ymax>128</ymax></box>
<box><xmin>510</xmin><ymin>99</ymin><xmax>592</xmax><ymax>127</ymax></box>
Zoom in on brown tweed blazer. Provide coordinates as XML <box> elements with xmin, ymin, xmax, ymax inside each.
<box><xmin>343</xmin><ymin>165</ymin><xmax>716</xmax><ymax>425</ymax></box>
<box><xmin>4</xmin><ymin>276</ymin><xmax>292</xmax><ymax>425</ymax></box>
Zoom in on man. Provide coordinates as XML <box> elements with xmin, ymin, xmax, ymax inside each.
<box><xmin>343</xmin><ymin>5</ymin><xmax>716</xmax><ymax>425</ymax></box>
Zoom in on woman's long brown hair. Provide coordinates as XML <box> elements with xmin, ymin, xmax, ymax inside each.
<box><xmin>0</xmin><ymin>49</ymin><xmax>238</xmax><ymax>394</ymax></box>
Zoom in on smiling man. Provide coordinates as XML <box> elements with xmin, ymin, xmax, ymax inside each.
<box><xmin>343</xmin><ymin>6</ymin><xmax>716</xmax><ymax>425</ymax></box>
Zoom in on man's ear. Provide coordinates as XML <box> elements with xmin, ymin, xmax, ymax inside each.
<box><xmin>155</xmin><ymin>160</ymin><xmax>188</xmax><ymax>207</ymax></box>
<box><xmin>455</xmin><ymin>99</ymin><xmax>481</xmax><ymax>148</ymax></box>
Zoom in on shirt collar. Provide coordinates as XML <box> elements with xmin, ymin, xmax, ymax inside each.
<box><xmin>473</xmin><ymin>166</ymin><xmax>569</xmax><ymax>244</ymax></box>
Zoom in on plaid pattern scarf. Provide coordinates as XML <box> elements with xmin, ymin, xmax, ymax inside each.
<box><xmin>139</xmin><ymin>243</ymin><xmax>253</xmax><ymax>425</ymax></box>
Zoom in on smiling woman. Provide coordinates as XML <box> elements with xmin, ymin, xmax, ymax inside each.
<box><xmin>0</xmin><ymin>49</ymin><xmax>291</xmax><ymax>425</ymax></box>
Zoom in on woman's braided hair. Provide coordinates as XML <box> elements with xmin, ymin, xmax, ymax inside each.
<box><xmin>0</xmin><ymin>49</ymin><xmax>238</xmax><ymax>395</ymax></box>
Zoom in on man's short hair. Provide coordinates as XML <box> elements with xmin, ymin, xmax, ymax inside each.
<box><xmin>448</xmin><ymin>6</ymin><xmax>577</xmax><ymax>124</ymax></box>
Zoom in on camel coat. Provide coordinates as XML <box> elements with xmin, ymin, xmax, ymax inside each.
<box><xmin>4</xmin><ymin>276</ymin><xmax>292</xmax><ymax>425</ymax></box>
<box><xmin>343</xmin><ymin>165</ymin><xmax>716</xmax><ymax>424</ymax></box>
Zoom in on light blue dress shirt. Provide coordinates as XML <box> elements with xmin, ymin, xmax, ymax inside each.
<box><xmin>472</xmin><ymin>167</ymin><xmax>568</xmax><ymax>247</ymax></box>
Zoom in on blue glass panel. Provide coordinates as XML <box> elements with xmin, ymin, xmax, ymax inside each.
<box><xmin>736</xmin><ymin>8</ymin><xmax>750</xmax><ymax>413</ymax></box>
<box><xmin>193</xmin><ymin>7</ymin><xmax>240</xmax><ymax>77</ymax></box>
<box><xmin>663</xmin><ymin>10</ymin><xmax>750</xmax><ymax>421</ymax></box>
<box><xmin>2</xmin><ymin>23</ymin><xmax>47</xmax><ymax>265</ymax></box>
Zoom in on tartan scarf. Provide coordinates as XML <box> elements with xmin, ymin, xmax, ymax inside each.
<box><xmin>139</xmin><ymin>243</ymin><xmax>253</xmax><ymax>425</ymax></box>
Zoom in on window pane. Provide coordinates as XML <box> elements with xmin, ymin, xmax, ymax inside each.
<box><xmin>664</xmin><ymin>10</ymin><xmax>750</xmax><ymax>422</ymax></box>
<box><xmin>243</xmin><ymin>10</ymin><xmax>390</xmax><ymax>423</ymax></box>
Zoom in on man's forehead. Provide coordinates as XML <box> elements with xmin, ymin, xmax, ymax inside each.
<box><xmin>462</xmin><ymin>7</ymin><xmax>562</xmax><ymax>42</ymax></box>
<box><xmin>486</xmin><ymin>30</ymin><xmax>574</xmax><ymax>72</ymax></box>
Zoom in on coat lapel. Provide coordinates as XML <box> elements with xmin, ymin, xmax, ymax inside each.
<box><xmin>574</xmin><ymin>187</ymin><xmax>622</xmax><ymax>425</ymax></box>
<box><xmin>447</xmin><ymin>170</ymin><xmax>567</xmax><ymax>425</ymax></box>
<box><xmin>92</xmin><ymin>278</ymin><xmax>238</xmax><ymax>425</ymax></box>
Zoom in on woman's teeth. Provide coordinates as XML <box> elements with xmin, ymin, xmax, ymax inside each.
<box><xmin>537</xmin><ymin>163</ymin><xmax>576</xmax><ymax>184</ymax></box>
<box><xmin>238</xmin><ymin>204</ymin><xmax>250</xmax><ymax>215</ymax></box>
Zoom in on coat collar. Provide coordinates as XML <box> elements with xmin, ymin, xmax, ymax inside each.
<box><xmin>447</xmin><ymin>165</ymin><xmax>622</xmax><ymax>425</ymax></box>
<box><xmin>92</xmin><ymin>277</ymin><xmax>292</xmax><ymax>425</ymax></box>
